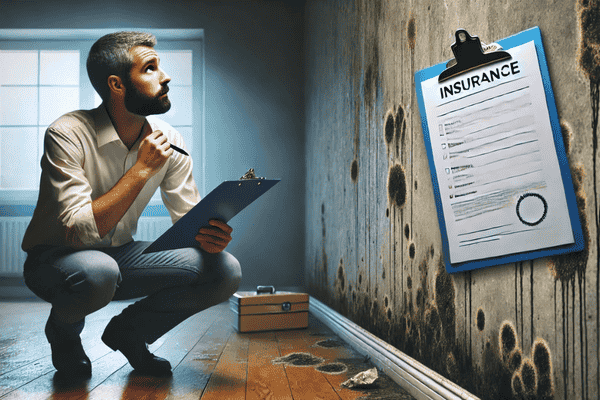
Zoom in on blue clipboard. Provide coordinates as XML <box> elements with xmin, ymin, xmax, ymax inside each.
<box><xmin>414</xmin><ymin>27</ymin><xmax>584</xmax><ymax>273</ymax></box>
<box><xmin>142</xmin><ymin>178</ymin><xmax>280</xmax><ymax>254</ymax></box>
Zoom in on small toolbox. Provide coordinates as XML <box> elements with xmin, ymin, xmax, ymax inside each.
<box><xmin>229</xmin><ymin>286</ymin><xmax>309</xmax><ymax>332</ymax></box>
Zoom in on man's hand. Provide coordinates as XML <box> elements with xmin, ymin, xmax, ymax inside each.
<box><xmin>195</xmin><ymin>219</ymin><xmax>233</xmax><ymax>253</ymax></box>
<box><xmin>136</xmin><ymin>123</ymin><xmax>173</xmax><ymax>178</ymax></box>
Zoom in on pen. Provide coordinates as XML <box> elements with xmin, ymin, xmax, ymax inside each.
<box><xmin>170</xmin><ymin>143</ymin><xmax>189</xmax><ymax>156</ymax></box>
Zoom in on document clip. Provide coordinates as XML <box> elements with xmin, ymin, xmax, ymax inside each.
<box><xmin>438</xmin><ymin>29</ymin><xmax>512</xmax><ymax>83</ymax></box>
<box><xmin>240</xmin><ymin>168</ymin><xmax>265</xmax><ymax>180</ymax></box>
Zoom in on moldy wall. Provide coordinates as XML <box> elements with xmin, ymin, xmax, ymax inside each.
<box><xmin>304</xmin><ymin>1</ymin><xmax>599</xmax><ymax>399</ymax></box>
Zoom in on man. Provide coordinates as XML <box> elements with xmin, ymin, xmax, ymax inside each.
<box><xmin>21</xmin><ymin>31</ymin><xmax>241</xmax><ymax>378</ymax></box>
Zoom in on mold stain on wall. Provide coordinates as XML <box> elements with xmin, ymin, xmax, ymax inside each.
<box><xmin>549</xmin><ymin>121</ymin><xmax>591</xmax><ymax>399</ymax></box>
<box><xmin>577</xmin><ymin>3</ymin><xmax>600</xmax><ymax>398</ymax></box>
<box><xmin>387</xmin><ymin>164</ymin><xmax>407</xmax><ymax>209</ymax></box>
<box><xmin>306</xmin><ymin>0</ymin><xmax>599</xmax><ymax>399</ymax></box>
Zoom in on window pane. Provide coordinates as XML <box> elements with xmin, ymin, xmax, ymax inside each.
<box><xmin>0</xmin><ymin>86</ymin><xmax>37</xmax><ymax>125</ymax></box>
<box><xmin>0</xmin><ymin>50</ymin><xmax>38</xmax><ymax>85</ymax></box>
<box><xmin>161</xmin><ymin>86</ymin><xmax>192</xmax><ymax>126</ymax></box>
<box><xmin>40</xmin><ymin>50</ymin><xmax>79</xmax><ymax>85</ymax></box>
<box><xmin>1</xmin><ymin>127</ymin><xmax>38</xmax><ymax>189</ymax></box>
<box><xmin>156</xmin><ymin>50</ymin><xmax>192</xmax><ymax>86</ymax></box>
<box><xmin>39</xmin><ymin>86</ymin><xmax>79</xmax><ymax>125</ymax></box>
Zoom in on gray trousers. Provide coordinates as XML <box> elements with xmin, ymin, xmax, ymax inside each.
<box><xmin>23</xmin><ymin>241</ymin><xmax>241</xmax><ymax>344</ymax></box>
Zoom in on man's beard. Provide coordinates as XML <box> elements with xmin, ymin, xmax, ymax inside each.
<box><xmin>123</xmin><ymin>77</ymin><xmax>171</xmax><ymax>116</ymax></box>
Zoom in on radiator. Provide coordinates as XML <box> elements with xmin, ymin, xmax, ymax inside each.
<box><xmin>132</xmin><ymin>217</ymin><xmax>172</xmax><ymax>242</ymax></box>
<box><xmin>0</xmin><ymin>217</ymin><xmax>30</xmax><ymax>275</ymax></box>
<box><xmin>0</xmin><ymin>217</ymin><xmax>171</xmax><ymax>275</ymax></box>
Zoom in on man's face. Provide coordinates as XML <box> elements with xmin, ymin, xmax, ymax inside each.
<box><xmin>123</xmin><ymin>45</ymin><xmax>171</xmax><ymax>116</ymax></box>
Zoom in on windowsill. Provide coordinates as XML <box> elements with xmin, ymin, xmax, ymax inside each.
<box><xmin>0</xmin><ymin>189</ymin><xmax>39</xmax><ymax>206</ymax></box>
<box><xmin>0</xmin><ymin>191</ymin><xmax>169</xmax><ymax>217</ymax></box>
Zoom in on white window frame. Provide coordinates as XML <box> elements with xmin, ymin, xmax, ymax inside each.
<box><xmin>0</xmin><ymin>29</ymin><xmax>205</xmax><ymax>215</ymax></box>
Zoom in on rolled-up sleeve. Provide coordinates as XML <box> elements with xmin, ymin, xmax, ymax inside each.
<box><xmin>160</xmin><ymin>137</ymin><xmax>201</xmax><ymax>224</ymax></box>
<box><xmin>42</xmin><ymin>127</ymin><xmax>101</xmax><ymax>246</ymax></box>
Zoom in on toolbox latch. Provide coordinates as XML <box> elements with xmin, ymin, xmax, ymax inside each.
<box><xmin>282</xmin><ymin>302</ymin><xmax>292</xmax><ymax>312</ymax></box>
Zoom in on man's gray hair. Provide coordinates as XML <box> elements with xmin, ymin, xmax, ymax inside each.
<box><xmin>86</xmin><ymin>31</ymin><xmax>156</xmax><ymax>102</ymax></box>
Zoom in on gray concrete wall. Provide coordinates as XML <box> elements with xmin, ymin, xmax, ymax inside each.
<box><xmin>304</xmin><ymin>0</ymin><xmax>598</xmax><ymax>399</ymax></box>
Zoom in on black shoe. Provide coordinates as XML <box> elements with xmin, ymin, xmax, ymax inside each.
<box><xmin>45</xmin><ymin>317</ymin><xmax>92</xmax><ymax>378</ymax></box>
<box><xmin>101</xmin><ymin>316</ymin><xmax>172</xmax><ymax>376</ymax></box>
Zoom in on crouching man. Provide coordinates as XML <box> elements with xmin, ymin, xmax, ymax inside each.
<box><xmin>21</xmin><ymin>31</ymin><xmax>241</xmax><ymax>378</ymax></box>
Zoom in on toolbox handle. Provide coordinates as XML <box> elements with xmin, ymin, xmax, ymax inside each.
<box><xmin>256</xmin><ymin>285</ymin><xmax>276</xmax><ymax>294</ymax></box>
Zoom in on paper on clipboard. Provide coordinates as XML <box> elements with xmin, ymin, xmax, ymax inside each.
<box><xmin>421</xmin><ymin>40</ymin><xmax>574</xmax><ymax>264</ymax></box>
<box><xmin>142</xmin><ymin>178</ymin><xmax>280</xmax><ymax>254</ymax></box>
<box><xmin>415</xmin><ymin>28</ymin><xmax>583</xmax><ymax>272</ymax></box>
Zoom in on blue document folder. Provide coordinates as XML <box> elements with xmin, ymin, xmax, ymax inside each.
<box><xmin>414</xmin><ymin>27</ymin><xmax>584</xmax><ymax>273</ymax></box>
<box><xmin>142</xmin><ymin>179</ymin><xmax>280</xmax><ymax>254</ymax></box>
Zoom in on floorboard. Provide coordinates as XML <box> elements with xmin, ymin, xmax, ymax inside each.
<box><xmin>163</xmin><ymin>313</ymin><xmax>232</xmax><ymax>400</ymax></box>
<box><xmin>246</xmin><ymin>331</ymin><xmax>293</xmax><ymax>399</ymax></box>
<box><xmin>200</xmin><ymin>329</ymin><xmax>249</xmax><ymax>399</ymax></box>
<box><xmin>276</xmin><ymin>329</ymin><xmax>341</xmax><ymax>399</ymax></box>
<box><xmin>0</xmin><ymin>299</ymin><xmax>415</xmax><ymax>399</ymax></box>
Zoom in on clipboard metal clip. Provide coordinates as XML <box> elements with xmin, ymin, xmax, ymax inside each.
<box><xmin>438</xmin><ymin>29</ymin><xmax>512</xmax><ymax>83</ymax></box>
<box><xmin>240</xmin><ymin>168</ymin><xmax>265</xmax><ymax>180</ymax></box>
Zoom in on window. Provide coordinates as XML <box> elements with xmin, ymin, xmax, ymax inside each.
<box><xmin>1</xmin><ymin>49</ymin><xmax>80</xmax><ymax>190</ymax></box>
<box><xmin>0</xmin><ymin>29</ymin><xmax>205</xmax><ymax>210</ymax></box>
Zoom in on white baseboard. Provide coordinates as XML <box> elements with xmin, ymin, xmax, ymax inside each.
<box><xmin>309</xmin><ymin>296</ymin><xmax>480</xmax><ymax>400</ymax></box>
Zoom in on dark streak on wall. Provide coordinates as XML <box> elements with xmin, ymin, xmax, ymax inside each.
<box><xmin>407</xmin><ymin>15</ymin><xmax>416</xmax><ymax>51</ymax></box>
<box><xmin>306</xmin><ymin>0</ymin><xmax>598</xmax><ymax>399</ymax></box>
<box><xmin>351</xmin><ymin>160</ymin><xmax>359</xmax><ymax>182</ymax></box>
<box><xmin>577</xmin><ymin>4</ymin><xmax>600</xmax><ymax>398</ymax></box>
<box><xmin>550</xmin><ymin>115</ymin><xmax>591</xmax><ymax>399</ymax></box>
<box><xmin>477</xmin><ymin>308</ymin><xmax>486</xmax><ymax>332</ymax></box>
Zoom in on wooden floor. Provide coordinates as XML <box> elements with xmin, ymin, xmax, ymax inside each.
<box><xmin>0</xmin><ymin>299</ymin><xmax>414</xmax><ymax>399</ymax></box>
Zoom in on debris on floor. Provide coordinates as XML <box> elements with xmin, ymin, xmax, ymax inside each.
<box><xmin>341</xmin><ymin>367</ymin><xmax>379</xmax><ymax>388</ymax></box>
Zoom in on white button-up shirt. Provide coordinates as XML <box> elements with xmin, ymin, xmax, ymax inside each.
<box><xmin>22</xmin><ymin>104</ymin><xmax>201</xmax><ymax>251</ymax></box>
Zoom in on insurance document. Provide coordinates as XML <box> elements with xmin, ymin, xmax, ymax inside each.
<box><xmin>420</xmin><ymin>40</ymin><xmax>574</xmax><ymax>264</ymax></box>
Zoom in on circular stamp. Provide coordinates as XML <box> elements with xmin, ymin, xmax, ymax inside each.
<box><xmin>516</xmin><ymin>193</ymin><xmax>547</xmax><ymax>226</ymax></box>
